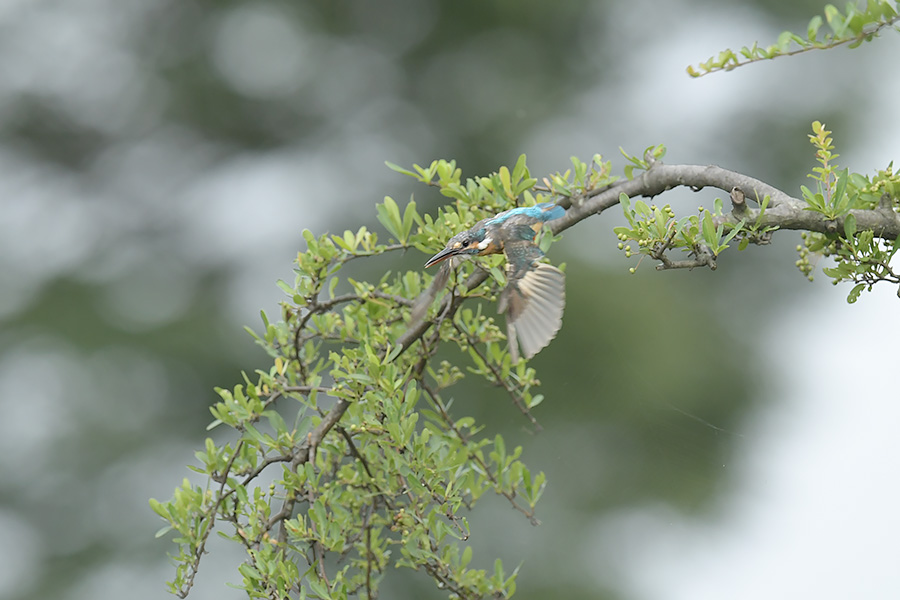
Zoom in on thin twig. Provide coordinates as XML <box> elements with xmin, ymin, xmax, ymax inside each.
<box><xmin>452</xmin><ymin>321</ymin><xmax>542</xmax><ymax>432</ymax></box>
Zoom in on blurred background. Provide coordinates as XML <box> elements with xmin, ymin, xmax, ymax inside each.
<box><xmin>1</xmin><ymin>0</ymin><xmax>898</xmax><ymax>599</ymax></box>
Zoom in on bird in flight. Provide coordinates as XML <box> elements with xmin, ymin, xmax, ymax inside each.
<box><xmin>416</xmin><ymin>202</ymin><xmax>565</xmax><ymax>361</ymax></box>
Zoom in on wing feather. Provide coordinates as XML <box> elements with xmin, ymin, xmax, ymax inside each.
<box><xmin>499</xmin><ymin>263</ymin><xmax>565</xmax><ymax>360</ymax></box>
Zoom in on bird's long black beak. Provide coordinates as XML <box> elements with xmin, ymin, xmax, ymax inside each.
<box><xmin>424</xmin><ymin>246</ymin><xmax>459</xmax><ymax>268</ymax></box>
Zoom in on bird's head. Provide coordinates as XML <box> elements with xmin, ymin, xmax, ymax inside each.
<box><xmin>424</xmin><ymin>227</ymin><xmax>494</xmax><ymax>267</ymax></box>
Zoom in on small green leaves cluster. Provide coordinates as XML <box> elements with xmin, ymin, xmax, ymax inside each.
<box><xmin>620</xmin><ymin>145</ymin><xmax>667</xmax><ymax>179</ymax></box>
<box><xmin>540</xmin><ymin>153</ymin><xmax>618</xmax><ymax>199</ymax></box>
<box><xmin>387</xmin><ymin>155</ymin><xmax>534</xmax><ymax>211</ymax></box>
<box><xmin>610</xmin><ymin>127</ymin><xmax>900</xmax><ymax>299</ymax></box>
<box><xmin>797</xmin><ymin>122</ymin><xmax>900</xmax><ymax>299</ymax></box>
<box><xmin>802</xmin><ymin>120</ymin><xmax>854</xmax><ymax>220</ymax></box>
<box><xmin>152</xmin><ymin>156</ymin><xmax>559</xmax><ymax>600</ymax></box>
<box><xmin>688</xmin><ymin>0</ymin><xmax>900</xmax><ymax>77</ymax></box>
<box><xmin>614</xmin><ymin>193</ymin><xmax>750</xmax><ymax>272</ymax></box>
<box><xmin>849</xmin><ymin>162</ymin><xmax>900</xmax><ymax>206</ymax></box>
<box><xmin>615</xmin><ymin>197</ymin><xmax>674</xmax><ymax>262</ymax></box>
<box><xmin>390</xmin><ymin>153</ymin><xmax>617</xmax><ymax>212</ymax></box>
<box><xmin>376</xmin><ymin>196</ymin><xmax>421</xmax><ymax>245</ymax></box>
<box><xmin>811</xmin><ymin>215</ymin><xmax>900</xmax><ymax>302</ymax></box>
<box><xmin>801</xmin><ymin>210</ymin><xmax>900</xmax><ymax>301</ymax></box>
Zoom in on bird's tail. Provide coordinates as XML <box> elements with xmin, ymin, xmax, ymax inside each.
<box><xmin>498</xmin><ymin>263</ymin><xmax>565</xmax><ymax>361</ymax></box>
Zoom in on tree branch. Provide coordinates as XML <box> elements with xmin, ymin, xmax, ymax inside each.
<box><xmin>553</xmin><ymin>162</ymin><xmax>900</xmax><ymax>240</ymax></box>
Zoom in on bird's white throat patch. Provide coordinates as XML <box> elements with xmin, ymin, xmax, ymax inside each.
<box><xmin>477</xmin><ymin>237</ymin><xmax>492</xmax><ymax>250</ymax></box>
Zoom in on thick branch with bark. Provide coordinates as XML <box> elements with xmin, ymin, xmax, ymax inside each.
<box><xmin>553</xmin><ymin>162</ymin><xmax>900</xmax><ymax>241</ymax></box>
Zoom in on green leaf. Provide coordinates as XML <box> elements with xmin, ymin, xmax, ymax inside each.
<box><xmin>328</xmin><ymin>276</ymin><xmax>340</xmax><ymax>298</ymax></box>
<box><xmin>154</xmin><ymin>525</ymin><xmax>173</xmax><ymax>538</ymax></box>
<box><xmin>701</xmin><ymin>211</ymin><xmax>717</xmax><ymax>246</ymax></box>
<box><xmin>494</xmin><ymin>434</ymin><xmax>506</xmax><ymax>463</ymax></box>
<box><xmin>807</xmin><ymin>14</ymin><xmax>823</xmax><ymax>40</ymax></box>
<box><xmin>307</xmin><ymin>573</ymin><xmax>333</xmax><ymax>599</ymax></box>
<box><xmin>843</xmin><ymin>213</ymin><xmax>857</xmax><ymax>239</ymax></box>
<box><xmin>824</xmin><ymin>4</ymin><xmax>843</xmax><ymax>30</ymax></box>
<box><xmin>619</xmin><ymin>193</ymin><xmax>634</xmax><ymax>222</ymax></box>
<box><xmin>385</xmin><ymin>161</ymin><xmax>417</xmax><ymax>177</ymax></box>
<box><xmin>776</xmin><ymin>30</ymin><xmax>794</xmax><ymax>50</ymax></box>
<box><xmin>634</xmin><ymin>200</ymin><xmax>651</xmax><ymax>217</ymax></box>
<box><xmin>494</xmin><ymin>558</ymin><xmax>505</xmax><ymax>581</ymax></box>
<box><xmin>238</xmin><ymin>563</ymin><xmax>262</xmax><ymax>582</ymax></box>
<box><xmin>263</xmin><ymin>410</ymin><xmax>288</xmax><ymax>435</ymax></box>
<box><xmin>461</xmin><ymin>545</ymin><xmax>473</xmax><ymax>569</ymax></box>
<box><xmin>400</xmin><ymin>198</ymin><xmax>418</xmax><ymax>242</ymax></box>
<box><xmin>511</xmin><ymin>154</ymin><xmax>528</xmax><ymax>185</ymax></box>
<box><xmin>720</xmin><ymin>220</ymin><xmax>745</xmax><ymax>247</ymax></box>
<box><xmin>499</xmin><ymin>166</ymin><xmax>512</xmax><ymax>198</ymax></box>
<box><xmin>376</xmin><ymin>196</ymin><xmax>405</xmax><ymax>242</ymax></box>
<box><xmin>515</xmin><ymin>177</ymin><xmax>538</xmax><ymax>196</ymax></box>
<box><xmin>833</xmin><ymin>168</ymin><xmax>850</xmax><ymax>210</ymax></box>
<box><xmin>847</xmin><ymin>283</ymin><xmax>865</xmax><ymax>304</ymax></box>
<box><xmin>149</xmin><ymin>498</ymin><xmax>169</xmax><ymax>519</ymax></box>
<box><xmin>414</xmin><ymin>161</ymin><xmax>438</xmax><ymax>181</ymax></box>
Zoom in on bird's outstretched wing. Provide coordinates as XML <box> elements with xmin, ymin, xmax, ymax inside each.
<box><xmin>498</xmin><ymin>240</ymin><xmax>565</xmax><ymax>362</ymax></box>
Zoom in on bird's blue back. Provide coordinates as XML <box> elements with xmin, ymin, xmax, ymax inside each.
<box><xmin>485</xmin><ymin>202</ymin><xmax>564</xmax><ymax>227</ymax></box>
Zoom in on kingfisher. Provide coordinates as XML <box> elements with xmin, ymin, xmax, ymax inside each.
<box><xmin>415</xmin><ymin>202</ymin><xmax>566</xmax><ymax>362</ymax></box>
